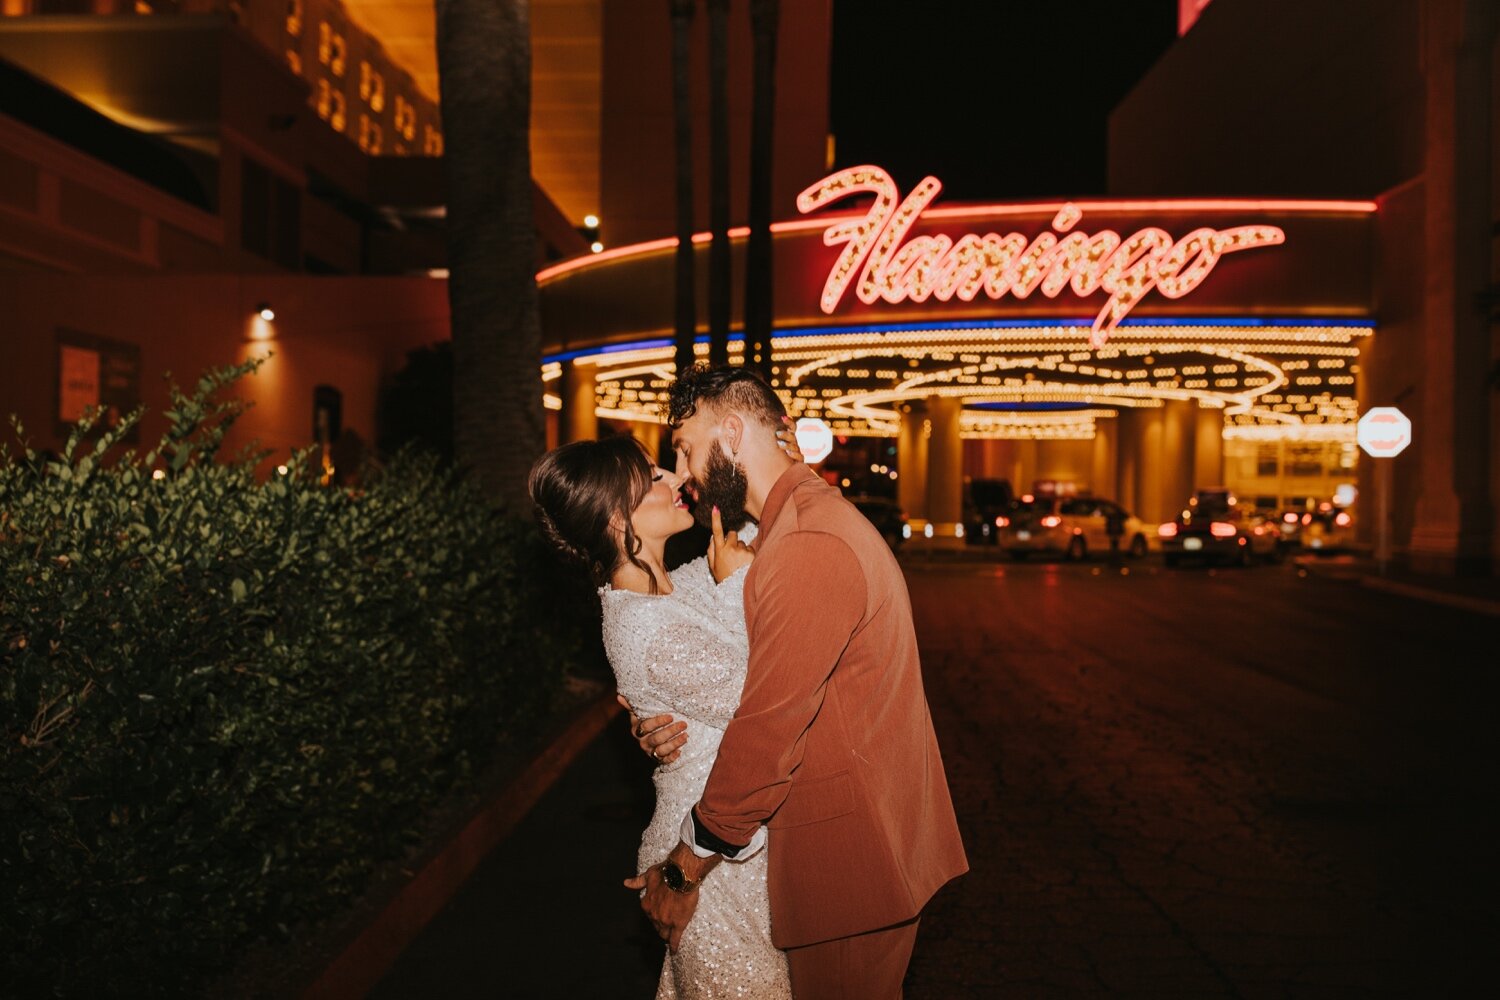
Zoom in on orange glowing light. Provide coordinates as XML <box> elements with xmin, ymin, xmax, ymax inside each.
<box><xmin>796</xmin><ymin>167</ymin><xmax>1286</xmax><ymax>348</ymax></box>
<box><xmin>1210</xmin><ymin>521</ymin><xmax>1237</xmax><ymax>538</ymax></box>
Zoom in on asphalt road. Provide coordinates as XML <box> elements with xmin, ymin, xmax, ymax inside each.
<box><xmin>375</xmin><ymin>557</ymin><xmax>1499</xmax><ymax>999</ymax></box>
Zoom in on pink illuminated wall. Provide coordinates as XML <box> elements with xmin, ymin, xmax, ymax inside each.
<box><xmin>1178</xmin><ymin>0</ymin><xmax>1214</xmax><ymax>35</ymax></box>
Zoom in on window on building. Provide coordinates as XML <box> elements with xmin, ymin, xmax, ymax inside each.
<box><xmin>240</xmin><ymin>156</ymin><xmax>301</xmax><ymax>269</ymax></box>
<box><xmin>313</xmin><ymin>385</ymin><xmax>342</xmax><ymax>444</ymax></box>
<box><xmin>357</xmin><ymin>114</ymin><xmax>383</xmax><ymax>154</ymax></box>
<box><xmin>359</xmin><ymin>61</ymin><xmax>386</xmax><ymax>113</ymax></box>
<box><xmin>394</xmin><ymin>95</ymin><xmax>417</xmax><ymax>142</ymax></box>
<box><xmin>318</xmin><ymin>20</ymin><xmax>346</xmax><ymax>77</ymax></box>
<box><xmin>1287</xmin><ymin>444</ymin><xmax>1324</xmax><ymax>477</ymax></box>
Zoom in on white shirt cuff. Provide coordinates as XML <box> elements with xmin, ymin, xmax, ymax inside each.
<box><xmin>680</xmin><ymin>811</ymin><xmax>768</xmax><ymax>860</ymax></box>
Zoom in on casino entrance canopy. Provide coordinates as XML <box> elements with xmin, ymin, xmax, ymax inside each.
<box><xmin>537</xmin><ymin>168</ymin><xmax>1376</xmax><ymax>446</ymax></box>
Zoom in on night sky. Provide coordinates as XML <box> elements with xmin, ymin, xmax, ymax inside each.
<box><xmin>829</xmin><ymin>0</ymin><xmax>1178</xmax><ymax>202</ymax></box>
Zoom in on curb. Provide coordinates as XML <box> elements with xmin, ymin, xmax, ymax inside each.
<box><xmin>1357</xmin><ymin>575</ymin><xmax>1500</xmax><ymax>618</ymax></box>
<box><xmin>302</xmin><ymin>692</ymin><xmax>622</xmax><ymax>1000</ymax></box>
<box><xmin>1295</xmin><ymin>556</ymin><xmax>1500</xmax><ymax>617</ymax></box>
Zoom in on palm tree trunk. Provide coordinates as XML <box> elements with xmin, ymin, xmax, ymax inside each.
<box><xmin>435</xmin><ymin>0</ymin><xmax>544</xmax><ymax>510</ymax></box>
<box><xmin>745</xmin><ymin>0</ymin><xmax>779</xmax><ymax>381</ymax></box>
<box><xmin>706</xmin><ymin>0</ymin><xmax>731</xmax><ymax>367</ymax></box>
<box><xmin>671</xmin><ymin>0</ymin><xmax>698</xmax><ymax>379</ymax></box>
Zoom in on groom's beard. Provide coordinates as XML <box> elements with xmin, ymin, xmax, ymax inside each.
<box><xmin>691</xmin><ymin>442</ymin><xmax>751</xmax><ymax>533</ymax></box>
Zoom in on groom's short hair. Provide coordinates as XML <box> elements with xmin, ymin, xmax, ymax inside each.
<box><xmin>666</xmin><ymin>364</ymin><xmax>788</xmax><ymax>429</ymax></box>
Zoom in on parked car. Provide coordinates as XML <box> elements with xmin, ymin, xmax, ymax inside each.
<box><xmin>996</xmin><ymin>495</ymin><xmax>1150</xmax><ymax>561</ymax></box>
<box><xmin>1275</xmin><ymin>508</ymin><xmax>1306</xmax><ymax>549</ymax></box>
<box><xmin>849</xmin><ymin>495</ymin><xmax>907</xmax><ymax>549</ymax></box>
<box><xmin>1300</xmin><ymin>503</ymin><xmax>1355</xmax><ymax>552</ymax></box>
<box><xmin>1275</xmin><ymin>502</ymin><xmax>1355</xmax><ymax>552</ymax></box>
<box><xmin>963</xmin><ymin>477</ymin><xmax>1014</xmax><ymax>545</ymax></box>
<box><xmin>1158</xmin><ymin>488</ymin><xmax>1280</xmax><ymax>567</ymax></box>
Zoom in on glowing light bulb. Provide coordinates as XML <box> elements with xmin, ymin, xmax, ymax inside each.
<box><xmin>590</xmin><ymin>241</ymin><xmax>604</xmax><ymax>254</ymax></box>
<box><xmin>583</xmin><ymin>214</ymin><xmax>599</xmax><ymax>228</ymax></box>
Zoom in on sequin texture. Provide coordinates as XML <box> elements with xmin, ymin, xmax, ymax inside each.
<box><xmin>601</xmin><ymin>549</ymin><xmax>792</xmax><ymax>999</ymax></box>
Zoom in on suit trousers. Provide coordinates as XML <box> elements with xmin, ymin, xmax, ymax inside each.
<box><xmin>784</xmin><ymin>917</ymin><xmax>920</xmax><ymax>1000</ymax></box>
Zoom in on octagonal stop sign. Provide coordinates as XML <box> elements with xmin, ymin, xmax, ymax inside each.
<box><xmin>1357</xmin><ymin>406</ymin><xmax>1412</xmax><ymax>458</ymax></box>
<box><xmin>794</xmin><ymin>417</ymin><xmax>835</xmax><ymax>464</ymax></box>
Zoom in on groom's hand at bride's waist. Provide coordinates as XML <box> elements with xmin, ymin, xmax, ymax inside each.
<box><xmin>624</xmin><ymin>842</ymin><xmax>721</xmax><ymax>953</ymax></box>
<box><xmin>618</xmin><ymin>695</ymin><xmax>688</xmax><ymax>765</ymax></box>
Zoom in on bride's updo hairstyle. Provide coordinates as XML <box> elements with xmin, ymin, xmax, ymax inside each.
<box><xmin>527</xmin><ymin>435</ymin><xmax>663</xmax><ymax>593</ymax></box>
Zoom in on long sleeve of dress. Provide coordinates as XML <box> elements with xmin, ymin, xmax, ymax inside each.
<box><xmin>640</xmin><ymin>619</ymin><xmax>747</xmax><ymax>729</ymax></box>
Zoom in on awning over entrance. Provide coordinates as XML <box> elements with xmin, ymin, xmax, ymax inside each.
<box><xmin>537</xmin><ymin>167</ymin><xmax>1377</xmax><ymax>444</ymax></box>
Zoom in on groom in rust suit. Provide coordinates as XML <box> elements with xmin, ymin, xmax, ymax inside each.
<box><xmin>631</xmin><ymin>365</ymin><xmax>967</xmax><ymax>999</ymax></box>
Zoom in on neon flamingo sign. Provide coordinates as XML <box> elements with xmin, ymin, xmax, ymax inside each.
<box><xmin>796</xmin><ymin>166</ymin><xmax>1286</xmax><ymax>347</ymax></box>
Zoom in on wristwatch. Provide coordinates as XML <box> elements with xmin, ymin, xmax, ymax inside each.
<box><xmin>660</xmin><ymin>860</ymin><xmax>700</xmax><ymax>894</ymax></box>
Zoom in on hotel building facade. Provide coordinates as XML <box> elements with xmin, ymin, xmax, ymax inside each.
<box><xmin>1</xmin><ymin>0</ymin><xmax>1495</xmax><ymax>574</ymax></box>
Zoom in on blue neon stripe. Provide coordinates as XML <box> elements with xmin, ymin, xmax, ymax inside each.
<box><xmin>543</xmin><ymin>316</ymin><xmax>1375</xmax><ymax>363</ymax></box>
<box><xmin>771</xmin><ymin>316</ymin><xmax>1376</xmax><ymax>338</ymax></box>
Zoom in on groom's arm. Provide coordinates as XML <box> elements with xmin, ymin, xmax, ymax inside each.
<box><xmin>687</xmin><ymin>530</ymin><xmax>866</xmax><ymax>854</ymax></box>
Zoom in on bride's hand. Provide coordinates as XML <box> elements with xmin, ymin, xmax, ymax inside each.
<box><xmin>775</xmin><ymin>415</ymin><xmax>805</xmax><ymax>463</ymax></box>
<box><xmin>707</xmin><ymin>505</ymin><xmax>754</xmax><ymax>584</ymax></box>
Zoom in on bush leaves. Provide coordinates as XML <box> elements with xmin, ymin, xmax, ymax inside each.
<box><xmin>0</xmin><ymin>360</ymin><xmax>596</xmax><ymax>995</ymax></box>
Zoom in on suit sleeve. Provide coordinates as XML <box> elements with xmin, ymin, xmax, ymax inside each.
<box><xmin>691</xmin><ymin>530</ymin><xmax>866</xmax><ymax>850</ymax></box>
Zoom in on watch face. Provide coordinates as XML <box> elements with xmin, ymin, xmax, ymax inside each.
<box><xmin>662</xmin><ymin>862</ymin><xmax>685</xmax><ymax>891</ymax></box>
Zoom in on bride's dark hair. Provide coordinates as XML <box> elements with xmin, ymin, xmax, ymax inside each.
<box><xmin>527</xmin><ymin>435</ymin><xmax>663</xmax><ymax>593</ymax></box>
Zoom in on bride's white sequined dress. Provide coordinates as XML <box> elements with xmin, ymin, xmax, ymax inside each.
<box><xmin>601</xmin><ymin>548</ymin><xmax>792</xmax><ymax>1000</ymax></box>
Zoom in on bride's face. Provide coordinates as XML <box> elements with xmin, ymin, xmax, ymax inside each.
<box><xmin>629</xmin><ymin>464</ymin><xmax>694</xmax><ymax>543</ymax></box>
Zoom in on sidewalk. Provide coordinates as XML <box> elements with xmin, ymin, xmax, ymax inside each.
<box><xmin>1294</xmin><ymin>552</ymin><xmax>1500</xmax><ymax>616</ymax></box>
<box><xmin>369</xmin><ymin>720</ymin><xmax>663</xmax><ymax>998</ymax></box>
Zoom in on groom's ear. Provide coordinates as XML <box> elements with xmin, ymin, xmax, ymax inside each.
<box><xmin>722</xmin><ymin>412</ymin><xmax>745</xmax><ymax>456</ymax></box>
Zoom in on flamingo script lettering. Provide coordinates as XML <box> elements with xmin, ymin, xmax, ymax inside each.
<box><xmin>796</xmin><ymin>166</ymin><xmax>1286</xmax><ymax>347</ymax></box>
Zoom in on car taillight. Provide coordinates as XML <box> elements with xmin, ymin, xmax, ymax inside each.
<box><xmin>1040</xmin><ymin>515</ymin><xmax>1062</xmax><ymax>528</ymax></box>
<box><xmin>1335</xmin><ymin>512</ymin><xmax>1351</xmax><ymax>527</ymax></box>
<box><xmin>1210</xmin><ymin>521</ymin><xmax>1237</xmax><ymax>538</ymax></box>
<box><xmin>1283</xmin><ymin>512</ymin><xmax>1298</xmax><ymax>523</ymax></box>
<box><xmin>1157</xmin><ymin>522</ymin><xmax>1177</xmax><ymax>538</ymax></box>
<box><xmin>994</xmin><ymin>516</ymin><xmax>1009</xmax><ymax>528</ymax></box>
<box><xmin>1302</xmin><ymin>513</ymin><xmax>1312</xmax><ymax>525</ymax></box>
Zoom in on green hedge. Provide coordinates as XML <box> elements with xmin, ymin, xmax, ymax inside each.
<box><xmin>0</xmin><ymin>361</ymin><xmax>596</xmax><ymax>995</ymax></box>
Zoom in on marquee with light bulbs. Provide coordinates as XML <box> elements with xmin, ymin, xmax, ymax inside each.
<box><xmin>537</xmin><ymin>166</ymin><xmax>1375</xmax><ymax>442</ymax></box>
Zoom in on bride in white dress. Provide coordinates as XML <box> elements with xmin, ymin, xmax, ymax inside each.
<box><xmin>528</xmin><ymin>434</ymin><xmax>793</xmax><ymax>1000</ymax></box>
